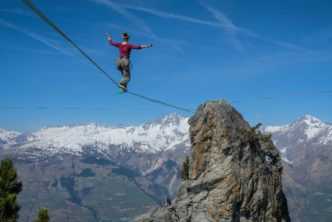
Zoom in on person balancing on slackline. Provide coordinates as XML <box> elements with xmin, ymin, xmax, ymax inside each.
<box><xmin>106</xmin><ymin>32</ymin><xmax>153</xmax><ymax>92</ymax></box>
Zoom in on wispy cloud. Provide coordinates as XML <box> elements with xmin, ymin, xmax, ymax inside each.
<box><xmin>92</xmin><ymin>0</ymin><xmax>219</xmax><ymax>53</ymax></box>
<box><xmin>245</xmin><ymin>50</ymin><xmax>332</xmax><ymax>66</ymax></box>
<box><xmin>215</xmin><ymin>50</ymin><xmax>332</xmax><ymax>79</ymax></box>
<box><xmin>198</xmin><ymin>0</ymin><xmax>309</xmax><ymax>52</ymax></box>
<box><xmin>303</xmin><ymin>26</ymin><xmax>332</xmax><ymax>45</ymax></box>
<box><xmin>0</xmin><ymin>45</ymin><xmax>62</xmax><ymax>55</ymax></box>
<box><xmin>92</xmin><ymin>0</ymin><xmax>156</xmax><ymax>37</ymax></box>
<box><xmin>0</xmin><ymin>18</ymin><xmax>70</xmax><ymax>55</ymax></box>
<box><xmin>198</xmin><ymin>0</ymin><xmax>244</xmax><ymax>51</ymax></box>
<box><xmin>94</xmin><ymin>0</ymin><xmax>221</xmax><ymax>28</ymax></box>
<box><xmin>96</xmin><ymin>0</ymin><xmax>308</xmax><ymax>52</ymax></box>
<box><xmin>0</xmin><ymin>8</ymin><xmax>31</xmax><ymax>16</ymax></box>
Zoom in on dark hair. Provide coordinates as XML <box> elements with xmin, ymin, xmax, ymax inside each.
<box><xmin>121</xmin><ymin>32</ymin><xmax>130</xmax><ymax>39</ymax></box>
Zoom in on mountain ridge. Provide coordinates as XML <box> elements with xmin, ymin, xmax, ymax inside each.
<box><xmin>0</xmin><ymin>113</ymin><xmax>190</xmax><ymax>155</ymax></box>
<box><xmin>263</xmin><ymin>115</ymin><xmax>331</xmax><ymax>143</ymax></box>
<box><xmin>2</xmin><ymin>114</ymin><xmax>331</xmax><ymax>162</ymax></box>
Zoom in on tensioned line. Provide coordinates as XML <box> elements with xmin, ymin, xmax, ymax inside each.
<box><xmin>21</xmin><ymin>0</ymin><xmax>194</xmax><ymax>113</ymax></box>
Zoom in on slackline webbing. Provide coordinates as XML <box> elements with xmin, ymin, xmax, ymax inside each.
<box><xmin>21</xmin><ymin>0</ymin><xmax>194</xmax><ymax>113</ymax></box>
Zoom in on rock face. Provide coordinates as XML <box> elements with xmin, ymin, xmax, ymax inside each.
<box><xmin>135</xmin><ymin>100</ymin><xmax>290</xmax><ymax>222</ymax></box>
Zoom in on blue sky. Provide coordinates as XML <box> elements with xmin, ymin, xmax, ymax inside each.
<box><xmin>1</xmin><ymin>0</ymin><xmax>332</xmax><ymax>131</ymax></box>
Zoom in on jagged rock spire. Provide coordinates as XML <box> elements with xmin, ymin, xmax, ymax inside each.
<box><xmin>135</xmin><ymin>100</ymin><xmax>290</xmax><ymax>222</ymax></box>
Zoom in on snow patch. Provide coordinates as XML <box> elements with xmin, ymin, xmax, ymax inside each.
<box><xmin>282</xmin><ymin>157</ymin><xmax>293</xmax><ymax>165</ymax></box>
<box><xmin>143</xmin><ymin>157</ymin><xmax>166</xmax><ymax>175</ymax></box>
<box><xmin>0</xmin><ymin>129</ymin><xmax>21</xmax><ymax>146</ymax></box>
<box><xmin>318</xmin><ymin>126</ymin><xmax>332</xmax><ymax>145</ymax></box>
<box><xmin>264</xmin><ymin>126</ymin><xmax>283</xmax><ymax>133</ymax></box>
<box><xmin>305</xmin><ymin>125</ymin><xmax>325</xmax><ymax>140</ymax></box>
<box><xmin>280</xmin><ymin>147</ymin><xmax>287</xmax><ymax>154</ymax></box>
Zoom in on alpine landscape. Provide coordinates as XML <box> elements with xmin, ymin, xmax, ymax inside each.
<box><xmin>1</xmin><ymin>108</ymin><xmax>332</xmax><ymax>221</ymax></box>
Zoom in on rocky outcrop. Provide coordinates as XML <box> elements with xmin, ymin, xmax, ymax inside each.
<box><xmin>135</xmin><ymin>100</ymin><xmax>290</xmax><ymax>222</ymax></box>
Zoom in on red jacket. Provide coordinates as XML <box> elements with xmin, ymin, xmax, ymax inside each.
<box><xmin>108</xmin><ymin>39</ymin><xmax>142</xmax><ymax>58</ymax></box>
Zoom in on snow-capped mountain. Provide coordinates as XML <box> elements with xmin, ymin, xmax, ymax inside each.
<box><xmin>262</xmin><ymin>115</ymin><xmax>332</xmax><ymax>164</ymax></box>
<box><xmin>0</xmin><ymin>113</ymin><xmax>192</xmax><ymax>222</ymax></box>
<box><xmin>1</xmin><ymin>113</ymin><xmax>190</xmax><ymax>155</ymax></box>
<box><xmin>263</xmin><ymin>115</ymin><xmax>332</xmax><ymax>145</ymax></box>
<box><xmin>2</xmin><ymin>114</ymin><xmax>331</xmax><ymax>159</ymax></box>
<box><xmin>263</xmin><ymin>116</ymin><xmax>332</xmax><ymax>222</ymax></box>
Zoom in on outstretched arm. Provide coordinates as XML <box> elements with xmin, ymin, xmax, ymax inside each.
<box><xmin>106</xmin><ymin>32</ymin><xmax>120</xmax><ymax>47</ymax></box>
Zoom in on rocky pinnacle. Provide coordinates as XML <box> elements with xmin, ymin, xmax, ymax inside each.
<box><xmin>135</xmin><ymin>100</ymin><xmax>290</xmax><ymax>222</ymax></box>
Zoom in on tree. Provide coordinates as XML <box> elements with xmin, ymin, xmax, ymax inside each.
<box><xmin>180</xmin><ymin>156</ymin><xmax>190</xmax><ymax>180</ymax></box>
<box><xmin>0</xmin><ymin>158</ymin><xmax>23</xmax><ymax>222</ymax></box>
<box><xmin>35</xmin><ymin>208</ymin><xmax>49</xmax><ymax>222</ymax></box>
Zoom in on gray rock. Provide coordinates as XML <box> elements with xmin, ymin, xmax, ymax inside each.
<box><xmin>134</xmin><ymin>100</ymin><xmax>290</xmax><ymax>222</ymax></box>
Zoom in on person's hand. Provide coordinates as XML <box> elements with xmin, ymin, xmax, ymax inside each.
<box><xmin>105</xmin><ymin>32</ymin><xmax>111</xmax><ymax>40</ymax></box>
<box><xmin>141</xmin><ymin>44</ymin><xmax>153</xmax><ymax>48</ymax></box>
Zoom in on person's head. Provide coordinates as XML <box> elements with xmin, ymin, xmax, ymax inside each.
<box><xmin>121</xmin><ymin>32</ymin><xmax>130</xmax><ymax>42</ymax></box>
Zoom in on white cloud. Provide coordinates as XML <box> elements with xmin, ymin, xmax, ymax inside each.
<box><xmin>198</xmin><ymin>0</ymin><xmax>244</xmax><ymax>51</ymax></box>
<box><xmin>93</xmin><ymin>0</ymin><xmax>220</xmax><ymax>53</ymax></box>
<box><xmin>92</xmin><ymin>0</ymin><xmax>156</xmax><ymax>37</ymax></box>
<box><xmin>198</xmin><ymin>0</ymin><xmax>308</xmax><ymax>51</ymax></box>
<box><xmin>94</xmin><ymin>0</ymin><xmax>221</xmax><ymax>28</ymax></box>
<box><xmin>96</xmin><ymin>0</ymin><xmax>308</xmax><ymax>52</ymax></box>
<box><xmin>0</xmin><ymin>18</ymin><xmax>70</xmax><ymax>55</ymax></box>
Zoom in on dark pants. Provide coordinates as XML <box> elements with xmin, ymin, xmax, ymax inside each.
<box><xmin>116</xmin><ymin>57</ymin><xmax>130</xmax><ymax>86</ymax></box>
